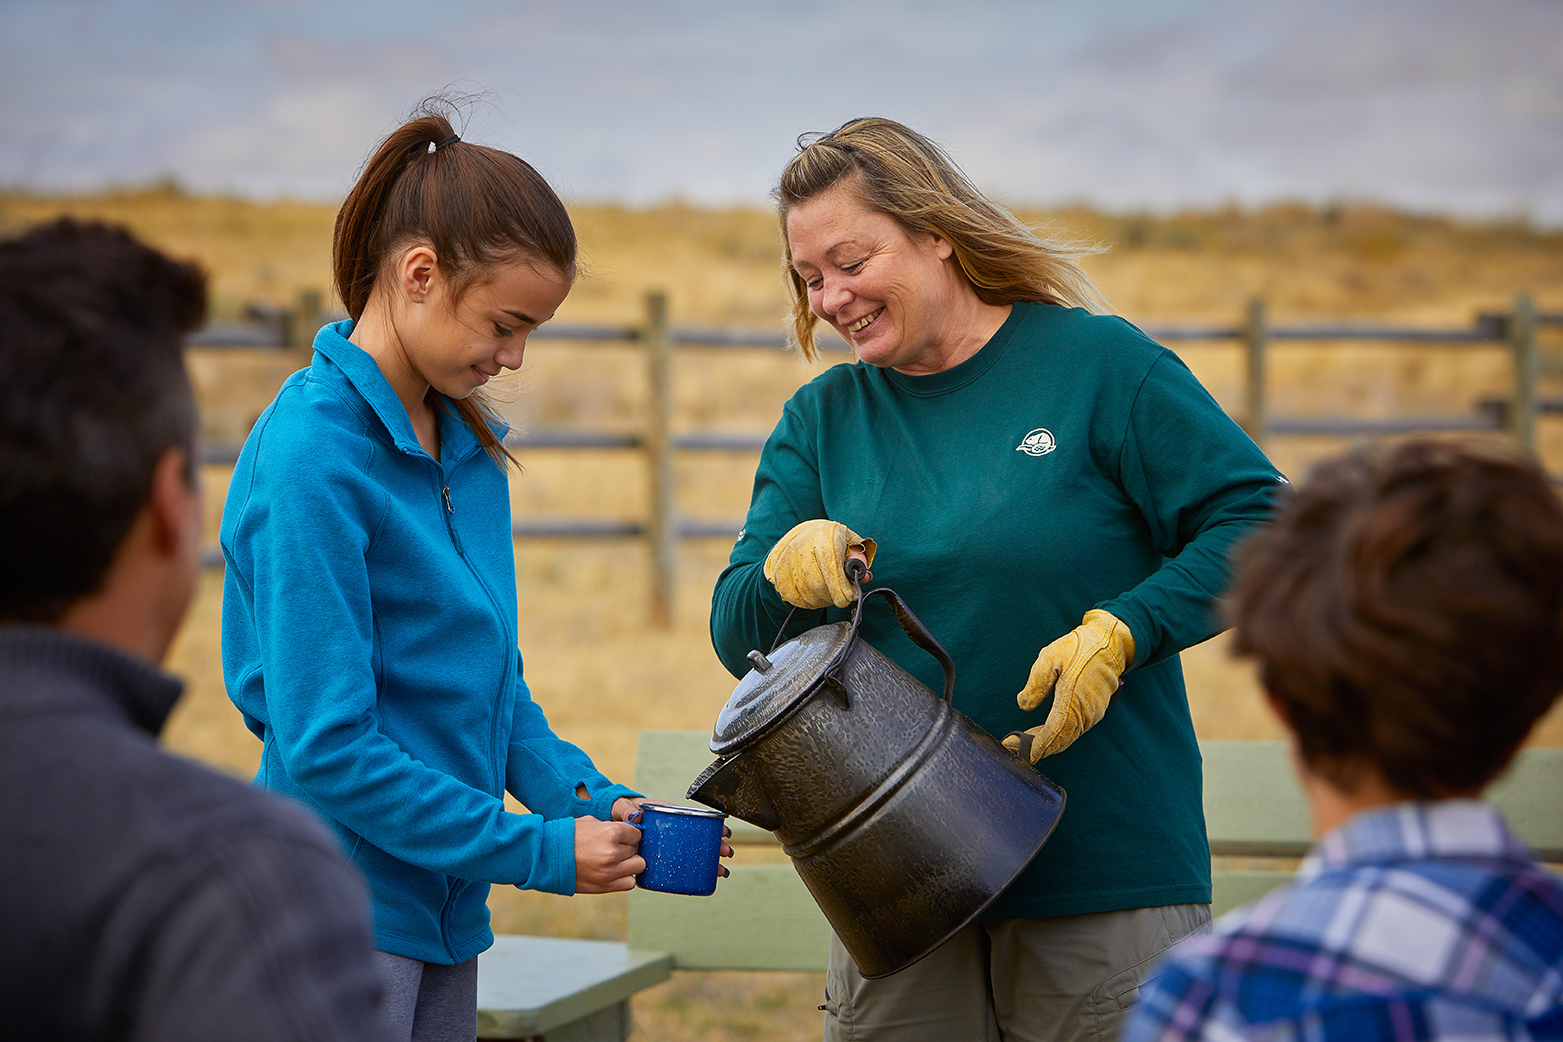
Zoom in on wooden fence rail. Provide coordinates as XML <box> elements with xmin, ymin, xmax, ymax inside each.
<box><xmin>191</xmin><ymin>291</ymin><xmax>1560</xmax><ymax>624</ymax></box>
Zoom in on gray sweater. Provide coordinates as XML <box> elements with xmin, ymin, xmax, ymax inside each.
<box><xmin>0</xmin><ymin>627</ymin><xmax>389</xmax><ymax>1041</ymax></box>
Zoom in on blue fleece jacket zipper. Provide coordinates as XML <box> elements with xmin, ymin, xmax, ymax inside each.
<box><xmin>441</xmin><ymin>484</ymin><xmax>464</xmax><ymax>555</ymax></box>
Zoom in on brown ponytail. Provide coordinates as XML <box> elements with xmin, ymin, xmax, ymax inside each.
<box><xmin>332</xmin><ymin>105</ymin><xmax>576</xmax><ymax>468</ymax></box>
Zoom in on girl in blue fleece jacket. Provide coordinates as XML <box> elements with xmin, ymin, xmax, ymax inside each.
<box><xmin>220</xmin><ymin>110</ymin><xmax>656</xmax><ymax>1039</ymax></box>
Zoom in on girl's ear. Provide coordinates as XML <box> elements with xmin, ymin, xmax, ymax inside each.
<box><xmin>397</xmin><ymin>245</ymin><xmax>439</xmax><ymax>303</ymax></box>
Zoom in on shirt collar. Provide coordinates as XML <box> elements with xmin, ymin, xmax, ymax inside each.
<box><xmin>880</xmin><ymin>301</ymin><xmax>1026</xmax><ymax>398</ymax></box>
<box><xmin>311</xmin><ymin>320</ymin><xmax>488</xmax><ymax>464</ymax></box>
<box><xmin>0</xmin><ymin>626</ymin><xmax>183</xmax><ymax>737</ymax></box>
<box><xmin>1300</xmin><ymin>800</ymin><xmax>1534</xmax><ymax>880</ymax></box>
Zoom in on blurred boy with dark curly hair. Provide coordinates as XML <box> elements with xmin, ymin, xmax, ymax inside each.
<box><xmin>1125</xmin><ymin>439</ymin><xmax>1563</xmax><ymax>1042</ymax></box>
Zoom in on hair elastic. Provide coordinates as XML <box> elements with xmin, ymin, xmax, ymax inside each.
<box><xmin>434</xmin><ymin>133</ymin><xmax>460</xmax><ymax>151</ymax></box>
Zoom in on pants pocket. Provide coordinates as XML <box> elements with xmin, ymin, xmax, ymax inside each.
<box><xmin>820</xmin><ymin>981</ymin><xmax>841</xmax><ymax>1018</ymax></box>
<box><xmin>1099</xmin><ymin>903</ymin><xmax>1211</xmax><ymax>1013</ymax></box>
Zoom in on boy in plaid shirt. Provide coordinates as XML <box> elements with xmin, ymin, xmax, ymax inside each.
<box><xmin>1125</xmin><ymin>440</ymin><xmax>1563</xmax><ymax>1042</ymax></box>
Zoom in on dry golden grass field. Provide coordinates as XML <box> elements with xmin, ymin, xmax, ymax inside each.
<box><xmin>5</xmin><ymin>188</ymin><xmax>1563</xmax><ymax>1041</ymax></box>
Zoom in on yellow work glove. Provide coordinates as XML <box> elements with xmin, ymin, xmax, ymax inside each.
<box><xmin>1002</xmin><ymin>609</ymin><xmax>1135</xmax><ymax>764</ymax></box>
<box><xmin>762</xmin><ymin>519</ymin><xmax>877</xmax><ymax>609</ymax></box>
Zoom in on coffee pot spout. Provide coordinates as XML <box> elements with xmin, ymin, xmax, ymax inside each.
<box><xmin>686</xmin><ymin>753</ymin><xmax>781</xmax><ymax>832</ymax></box>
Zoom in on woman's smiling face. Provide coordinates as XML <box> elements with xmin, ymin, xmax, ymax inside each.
<box><xmin>786</xmin><ymin>180</ymin><xmax>970</xmax><ymax>375</ymax></box>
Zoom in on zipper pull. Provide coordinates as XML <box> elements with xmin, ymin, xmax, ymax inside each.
<box><xmin>441</xmin><ymin>485</ymin><xmax>463</xmax><ymax>555</ymax></box>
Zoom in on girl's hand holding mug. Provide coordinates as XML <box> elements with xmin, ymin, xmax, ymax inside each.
<box><xmin>573</xmin><ymin>817</ymin><xmax>645</xmax><ymax>894</ymax></box>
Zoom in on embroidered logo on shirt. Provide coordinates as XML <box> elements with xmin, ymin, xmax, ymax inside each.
<box><xmin>1016</xmin><ymin>428</ymin><xmax>1057</xmax><ymax>456</ymax></box>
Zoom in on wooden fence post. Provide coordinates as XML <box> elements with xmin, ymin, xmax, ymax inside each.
<box><xmin>290</xmin><ymin>289</ymin><xmax>323</xmax><ymax>366</ymax></box>
<box><xmin>1509</xmin><ymin>291</ymin><xmax>1538</xmax><ymax>451</ymax></box>
<box><xmin>645</xmin><ymin>291</ymin><xmax>676</xmax><ymax>628</ymax></box>
<box><xmin>1242</xmin><ymin>298</ymin><xmax>1268</xmax><ymax>449</ymax></box>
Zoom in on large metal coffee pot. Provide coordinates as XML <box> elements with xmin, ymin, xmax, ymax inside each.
<box><xmin>688</xmin><ymin>564</ymin><xmax>1066</xmax><ymax>979</ymax></box>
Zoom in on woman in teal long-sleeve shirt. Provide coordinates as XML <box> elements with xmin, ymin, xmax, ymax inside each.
<box><xmin>710</xmin><ymin>117</ymin><xmax>1285</xmax><ymax>1042</ymax></box>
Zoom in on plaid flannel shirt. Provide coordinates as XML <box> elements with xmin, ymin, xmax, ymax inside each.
<box><xmin>1124</xmin><ymin>800</ymin><xmax>1563</xmax><ymax>1042</ymax></box>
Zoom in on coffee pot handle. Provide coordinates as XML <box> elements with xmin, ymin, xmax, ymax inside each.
<box><xmin>845</xmin><ymin>562</ymin><xmax>956</xmax><ymax>705</ymax></box>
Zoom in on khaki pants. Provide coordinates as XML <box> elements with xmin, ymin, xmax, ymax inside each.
<box><xmin>821</xmin><ymin>904</ymin><xmax>1210</xmax><ymax>1042</ymax></box>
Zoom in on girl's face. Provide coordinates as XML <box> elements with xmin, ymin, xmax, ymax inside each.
<box><xmin>406</xmin><ymin>255</ymin><xmax>572</xmax><ymax>401</ymax></box>
<box><xmin>786</xmin><ymin>181</ymin><xmax>967</xmax><ymax>375</ymax></box>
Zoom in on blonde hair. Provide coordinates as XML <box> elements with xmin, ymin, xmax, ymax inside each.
<box><xmin>776</xmin><ymin>117</ymin><xmax>1108</xmax><ymax>360</ymax></box>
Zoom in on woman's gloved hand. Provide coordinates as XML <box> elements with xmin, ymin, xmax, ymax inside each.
<box><xmin>1002</xmin><ymin>609</ymin><xmax>1135</xmax><ymax>764</ymax></box>
<box><xmin>763</xmin><ymin>519</ymin><xmax>877</xmax><ymax>609</ymax></box>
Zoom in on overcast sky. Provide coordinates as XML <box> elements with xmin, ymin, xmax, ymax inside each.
<box><xmin>3</xmin><ymin>0</ymin><xmax>1561</xmax><ymax>222</ymax></box>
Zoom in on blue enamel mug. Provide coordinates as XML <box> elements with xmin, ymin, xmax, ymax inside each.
<box><xmin>630</xmin><ymin>801</ymin><xmax>727</xmax><ymax>896</ymax></box>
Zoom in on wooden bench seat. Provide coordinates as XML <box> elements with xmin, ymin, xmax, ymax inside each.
<box><xmin>628</xmin><ymin>730</ymin><xmax>1563</xmax><ymax>974</ymax></box>
<box><xmin>476</xmin><ymin>935</ymin><xmax>672</xmax><ymax>1041</ymax></box>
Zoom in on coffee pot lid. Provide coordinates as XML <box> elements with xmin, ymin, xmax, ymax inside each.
<box><xmin>711</xmin><ymin>622</ymin><xmax>853</xmax><ymax>756</ymax></box>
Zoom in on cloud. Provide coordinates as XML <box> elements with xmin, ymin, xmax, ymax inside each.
<box><xmin>173</xmin><ymin>83</ymin><xmax>397</xmax><ymax>198</ymax></box>
<box><xmin>2</xmin><ymin>0</ymin><xmax>1560</xmax><ymax>221</ymax></box>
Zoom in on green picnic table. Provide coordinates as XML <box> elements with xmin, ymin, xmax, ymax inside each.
<box><xmin>477</xmin><ymin>935</ymin><xmax>672</xmax><ymax>1041</ymax></box>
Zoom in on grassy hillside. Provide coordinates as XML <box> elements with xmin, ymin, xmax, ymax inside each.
<box><xmin>5</xmin><ymin>187</ymin><xmax>1560</xmax><ymax>326</ymax></box>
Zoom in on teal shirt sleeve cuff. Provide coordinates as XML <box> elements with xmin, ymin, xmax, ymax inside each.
<box><xmin>1094</xmin><ymin>600</ymin><xmax>1151</xmax><ymax>675</ymax></box>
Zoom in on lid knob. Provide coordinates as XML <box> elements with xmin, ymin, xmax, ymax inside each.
<box><xmin>746</xmin><ymin>650</ymin><xmax>774</xmax><ymax>673</ymax></box>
